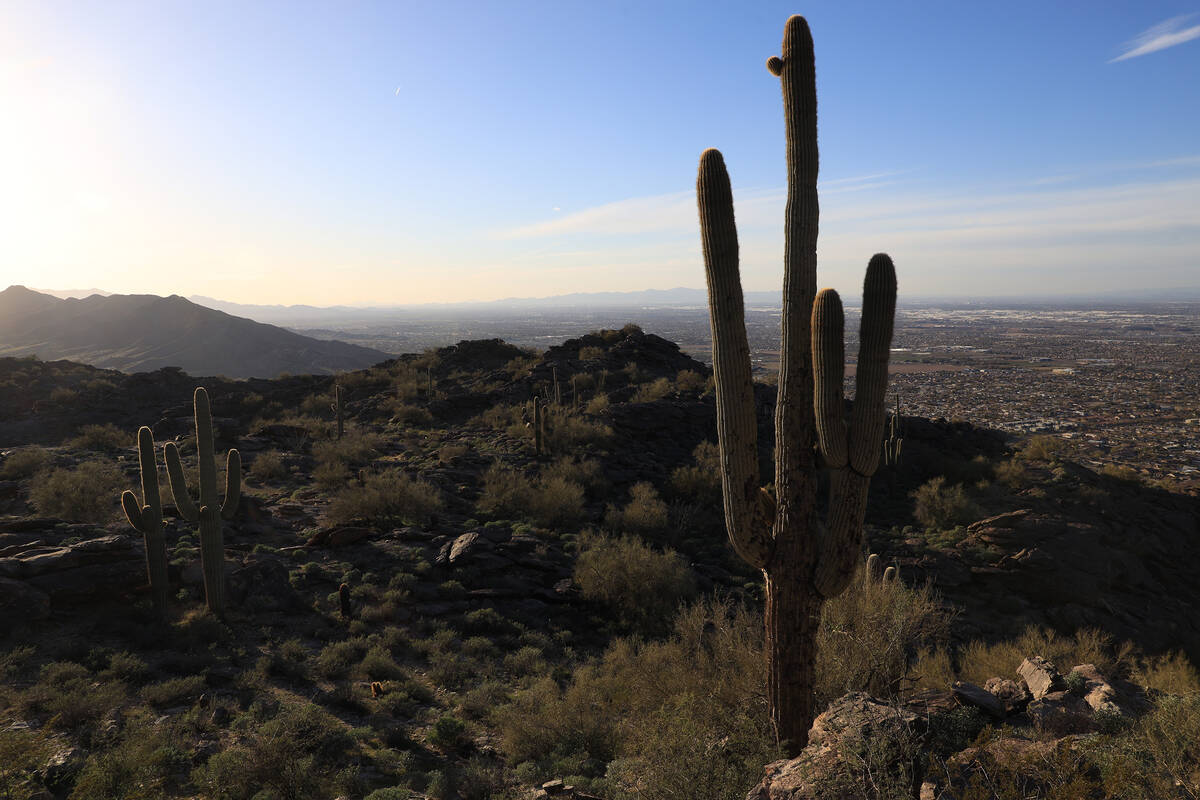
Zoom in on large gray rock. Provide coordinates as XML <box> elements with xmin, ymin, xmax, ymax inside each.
<box><xmin>1017</xmin><ymin>656</ymin><xmax>1065</xmax><ymax>700</ymax></box>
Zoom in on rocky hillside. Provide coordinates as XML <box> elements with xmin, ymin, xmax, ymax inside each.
<box><xmin>0</xmin><ymin>324</ymin><xmax>1197</xmax><ymax>798</ymax></box>
<box><xmin>0</xmin><ymin>285</ymin><xmax>391</xmax><ymax>378</ymax></box>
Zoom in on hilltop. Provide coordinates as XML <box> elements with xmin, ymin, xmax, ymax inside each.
<box><xmin>0</xmin><ymin>286</ymin><xmax>392</xmax><ymax>379</ymax></box>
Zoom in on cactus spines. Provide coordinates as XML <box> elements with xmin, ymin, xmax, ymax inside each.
<box><xmin>122</xmin><ymin>426</ymin><xmax>169</xmax><ymax>615</ymax></box>
<box><xmin>698</xmin><ymin>15</ymin><xmax>897</xmax><ymax>754</ymax></box>
<box><xmin>165</xmin><ymin>387</ymin><xmax>241</xmax><ymax>615</ymax></box>
<box><xmin>864</xmin><ymin>553</ymin><xmax>881</xmax><ymax>586</ymax></box>
<box><xmin>331</xmin><ymin>384</ymin><xmax>345</xmax><ymax>440</ymax></box>
<box><xmin>883</xmin><ymin>565</ymin><xmax>898</xmax><ymax>583</ymax></box>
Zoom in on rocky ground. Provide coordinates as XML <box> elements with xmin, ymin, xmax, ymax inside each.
<box><xmin>0</xmin><ymin>325</ymin><xmax>1197</xmax><ymax>798</ymax></box>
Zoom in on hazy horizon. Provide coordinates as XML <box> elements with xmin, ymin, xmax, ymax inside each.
<box><xmin>3</xmin><ymin>2</ymin><xmax>1199</xmax><ymax>305</ymax></box>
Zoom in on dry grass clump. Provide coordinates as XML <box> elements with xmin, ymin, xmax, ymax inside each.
<box><xmin>313</xmin><ymin>430</ymin><xmax>380</xmax><ymax>469</ymax></box>
<box><xmin>632</xmin><ymin>377</ymin><xmax>672</xmax><ymax>403</ymax></box>
<box><xmin>327</xmin><ymin>469</ymin><xmax>443</xmax><ymax>526</ymax></box>
<box><xmin>29</xmin><ymin>460</ymin><xmax>127</xmax><ymax>523</ymax></box>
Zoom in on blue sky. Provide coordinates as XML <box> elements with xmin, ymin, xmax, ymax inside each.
<box><xmin>1</xmin><ymin>1</ymin><xmax>1198</xmax><ymax>304</ymax></box>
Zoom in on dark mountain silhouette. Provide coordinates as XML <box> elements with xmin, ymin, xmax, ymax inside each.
<box><xmin>0</xmin><ymin>286</ymin><xmax>391</xmax><ymax>379</ymax></box>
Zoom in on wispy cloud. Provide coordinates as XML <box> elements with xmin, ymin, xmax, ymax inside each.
<box><xmin>1111</xmin><ymin>13</ymin><xmax>1200</xmax><ymax>62</ymax></box>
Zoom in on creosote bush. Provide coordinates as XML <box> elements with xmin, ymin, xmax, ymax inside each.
<box><xmin>911</xmin><ymin>476</ymin><xmax>981</xmax><ymax>531</ymax></box>
<box><xmin>327</xmin><ymin>469</ymin><xmax>443</xmax><ymax>526</ymax></box>
<box><xmin>477</xmin><ymin>462</ymin><xmax>586</xmax><ymax>528</ymax></box>
<box><xmin>29</xmin><ymin>460</ymin><xmax>126</xmax><ymax>523</ymax></box>
<box><xmin>572</xmin><ymin>531</ymin><xmax>695</xmax><ymax>635</ymax></box>
<box><xmin>605</xmin><ymin>481</ymin><xmax>669</xmax><ymax>536</ymax></box>
<box><xmin>69</xmin><ymin>423</ymin><xmax>128</xmax><ymax>452</ymax></box>
<box><xmin>0</xmin><ymin>446</ymin><xmax>51</xmax><ymax>479</ymax></box>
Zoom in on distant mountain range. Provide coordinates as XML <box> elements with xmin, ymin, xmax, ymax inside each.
<box><xmin>0</xmin><ymin>286</ymin><xmax>392</xmax><ymax>379</ymax></box>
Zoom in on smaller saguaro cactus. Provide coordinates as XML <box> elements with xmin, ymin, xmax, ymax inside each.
<box><xmin>553</xmin><ymin>366</ymin><xmax>562</xmax><ymax>407</ymax></box>
<box><xmin>339</xmin><ymin>582</ymin><xmax>353</xmax><ymax>619</ymax></box>
<box><xmin>331</xmin><ymin>384</ymin><xmax>345</xmax><ymax>440</ymax></box>
<box><xmin>883</xmin><ymin>565</ymin><xmax>898</xmax><ymax>583</ymax></box>
<box><xmin>371</xmin><ymin>681</ymin><xmax>383</xmax><ymax>698</ymax></box>
<box><xmin>121</xmin><ymin>426</ymin><xmax>169</xmax><ymax>615</ymax></box>
<box><xmin>427</xmin><ymin>367</ymin><xmax>435</xmax><ymax>404</ymax></box>
<box><xmin>165</xmin><ymin>387</ymin><xmax>241</xmax><ymax>615</ymax></box>
<box><xmin>531</xmin><ymin>395</ymin><xmax>545</xmax><ymax>457</ymax></box>
<box><xmin>864</xmin><ymin>553</ymin><xmax>881</xmax><ymax>586</ymax></box>
<box><xmin>883</xmin><ymin>395</ymin><xmax>904</xmax><ymax>467</ymax></box>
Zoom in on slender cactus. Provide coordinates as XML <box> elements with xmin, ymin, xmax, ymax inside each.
<box><xmin>165</xmin><ymin>387</ymin><xmax>241</xmax><ymax>615</ymax></box>
<box><xmin>331</xmin><ymin>384</ymin><xmax>345</xmax><ymax>440</ymax></box>
<box><xmin>339</xmin><ymin>582</ymin><xmax>353</xmax><ymax>619</ymax></box>
<box><xmin>883</xmin><ymin>565</ymin><xmax>898</xmax><ymax>583</ymax></box>
<box><xmin>532</xmin><ymin>396</ymin><xmax>544</xmax><ymax>457</ymax></box>
<box><xmin>121</xmin><ymin>426</ymin><xmax>169</xmax><ymax>615</ymax></box>
<box><xmin>699</xmin><ymin>15</ymin><xmax>897</xmax><ymax>753</ymax></box>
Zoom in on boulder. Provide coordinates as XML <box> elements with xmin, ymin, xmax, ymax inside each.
<box><xmin>983</xmin><ymin>677</ymin><xmax>1031</xmax><ymax>714</ymax></box>
<box><xmin>951</xmin><ymin>681</ymin><xmax>1005</xmax><ymax>719</ymax></box>
<box><xmin>1017</xmin><ymin>656</ymin><xmax>1065</xmax><ymax>700</ymax></box>
<box><xmin>747</xmin><ymin>693</ymin><xmax>926</xmax><ymax>800</ymax></box>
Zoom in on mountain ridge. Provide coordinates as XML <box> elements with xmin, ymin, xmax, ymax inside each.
<box><xmin>0</xmin><ymin>286</ymin><xmax>392</xmax><ymax>379</ymax></box>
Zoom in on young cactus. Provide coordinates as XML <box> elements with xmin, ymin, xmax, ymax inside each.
<box><xmin>165</xmin><ymin>387</ymin><xmax>241</xmax><ymax>615</ymax></box>
<box><xmin>532</xmin><ymin>395</ymin><xmax>544</xmax><ymax>458</ymax></box>
<box><xmin>699</xmin><ymin>15</ymin><xmax>897</xmax><ymax>753</ymax></box>
<box><xmin>121</xmin><ymin>426</ymin><xmax>170</xmax><ymax>615</ymax></box>
<box><xmin>331</xmin><ymin>384</ymin><xmax>345</xmax><ymax>440</ymax></box>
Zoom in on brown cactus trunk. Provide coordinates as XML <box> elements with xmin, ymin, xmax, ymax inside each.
<box><xmin>765</xmin><ymin>568</ymin><xmax>821</xmax><ymax>752</ymax></box>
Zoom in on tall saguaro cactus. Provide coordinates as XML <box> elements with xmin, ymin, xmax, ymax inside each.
<box><xmin>121</xmin><ymin>426</ymin><xmax>169</xmax><ymax>615</ymax></box>
<box><xmin>164</xmin><ymin>387</ymin><xmax>241</xmax><ymax>615</ymax></box>
<box><xmin>698</xmin><ymin>15</ymin><xmax>897</xmax><ymax>753</ymax></box>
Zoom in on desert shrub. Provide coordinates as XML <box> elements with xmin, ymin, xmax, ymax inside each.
<box><xmin>993</xmin><ymin>457</ymin><xmax>1026</xmax><ymax>490</ymax></box>
<box><xmin>0</xmin><ymin>725</ymin><xmax>53</xmax><ymax>799</ymax></box>
<box><xmin>674</xmin><ymin>369</ymin><xmax>707</xmax><ymax>393</ymax></box>
<box><xmin>250</xmin><ymin>450</ymin><xmax>288</xmax><ymax>482</ymax></box>
<box><xmin>815</xmin><ymin>562</ymin><xmax>954</xmax><ymax>708</ymax></box>
<box><xmin>190</xmin><ymin>702</ymin><xmax>355</xmax><ymax>800</ymax></box>
<box><xmin>632</xmin><ymin>377</ymin><xmax>672</xmax><ymax>403</ymax></box>
<box><xmin>140</xmin><ymin>675</ymin><xmax>207</xmax><ymax>708</ymax></box>
<box><xmin>951</xmin><ymin>626</ymin><xmax>1130</xmax><ymax>686</ymax></box>
<box><xmin>316</xmin><ymin>639</ymin><xmax>369</xmax><ymax>678</ymax></box>
<box><xmin>69</xmin><ymin>423</ymin><xmax>128</xmax><ymax>452</ymax></box>
<box><xmin>544</xmin><ymin>410</ymin><xmax>612</xmax><ymax>450</ymax></box>
<box><xmin>578</xmin><ymin>346</ymin><xmax>605</xmax><ymax>361</ymax></box>
<box><xmin>326</xmin><ymin>469</ymin><xmax>442</xmax><ymax>526</ymax></box>
<box><xmin>670</xmin><ymin>440</ymin><xmax>721</xmax><ymax>498</ymax></box>
<box><xmin>495</xmin><ymin>598</ymin><xmax>777</xmax><ymax>795</ymax></box>
<box><xmin>911</xmin><ymin>476</ymin><xmax>980</xmax><ymax>531</ymax></box>
<box><xmin>478</xmin><ymin>463</ymin><xmax>585</xmax><ymax>528</ymax></box>
<box><xmin>0</xmin><ymin>446</ymin><xmax>51</xmax><ymax>479</ymax></box>
<box><xmin>1091</xmin><ymin>693</ymin><xmax>1200</xmax><ymax>798</ymax></box>
<box><xmin>313</xmin><ymin>430</ymin><xmax>380</xmax><ymax>469</ymax></box>
<box><xmin>29</xmin><ymin>460</ymin><xmax>126</xmax><ymax>523</ymax></box>
<box><xmin>605</xmin><ymin>481</ymin><xmax>668</xmax><ymax>536</ymax></box>
<box><xmin>428</xmin><ymin>715</ymin><xmax>469</xmax><ymax>749</ymax></box>
<box><xmin>1132</xmin><ymin>650</ymin><xmax>1200</xmax><ymax>696</ymax></box>
<box><xmin>584</xmin><ymin>394</ymin><xmax>609</xmax><ymax>415</ymax></box>
<box><xmin>68</xmin><ymin>713</ymin><xmax>187</xmax><ymax>800</ymax></box>
<box><xmin>1020</xmin><ymin>434</ymin><xmax>1066</xmax><ymax>462</ymax></box>
<box><xmin>540</xmin><ymin>456</ymin><xmax>606</xmax><ymax>494</ymax></box>
<box><xmin>438</xmin><ymin>443</ymin><xmax>470</xmax><ymax>463</ymax></box>
<box><xmin>573</xmin><ymin>532</ymin><xmax>695</xmax><ymax>635</ymax></box>
<box><xmin>313</xmin><ymin>461</ymin><xmax>351</xmax><ymax>490</ymax></box>
<box><xmin>49</xmin><ymin>386</ymin><xmax>78</xmax><ymax>404</ymax></box>
<box><xmin>389</xmin><ymin>402</ymin><xmax>434</xmax><ymax>426</ymax></box>
<box><xmin>18</xmin><ymin>661</ymin><xmax>127</xmax><ymax>734</ymax></box>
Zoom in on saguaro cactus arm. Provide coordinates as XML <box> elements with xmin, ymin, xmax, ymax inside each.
<box><xmin>699</xmin><ymin>149</ymin><xmax>774</xmax><ymax>571</ymax></box>
<box><xmin>221</xmin><ymin>450</ymin><xmax>241</xmax><ymax>520</ymax></box>
<box><xmin>164</xmin><ymin>442</ymin><xmax>199</xmax><ymax>522</ymax></box>
<box><xmin>121</xmin><ymin>425</ymin><xmax>169</xmax><ymax>613</ymax></box>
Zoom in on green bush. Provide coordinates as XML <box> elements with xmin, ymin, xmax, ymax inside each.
<box><xmin>250</xmin><ymin>450</ymin><xmax>288</xmax><ymax>482</ymax></box>
<box><xmin>140</xmin><ymin>675</ymin><xmax>207</xmax><ymax>708</ymax></box>
<box><xmin>573</xmin><ymin>532</ymin><xmax>695</xmax><ymax>635</ymax></box>
<box><xmin>670</xmin><ymin>441</ymin><xmax>721</xmax><ymax>498</ymax></box>
<box><xmin>29</xmin><ymin>460</ymin><xmax>127</xmax><ymax>523</ymax></box>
